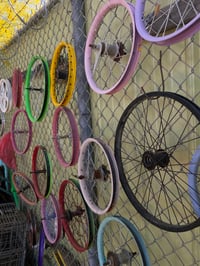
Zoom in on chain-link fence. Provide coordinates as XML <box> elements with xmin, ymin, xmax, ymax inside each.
<box><xmin>0</xmin><ymin>0</ymin><xmax>200</xmax><ymax>265</ymax></box>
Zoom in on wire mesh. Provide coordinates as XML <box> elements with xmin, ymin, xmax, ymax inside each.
<box><xmin>0</xmin><ymin>0</ymin><xmax>200</xmax><ymax>265</ymax></box>
<box><xmin>0</xmin><ymin>203</ymin><xmax>27</xmax><ymax>266</ymax></box>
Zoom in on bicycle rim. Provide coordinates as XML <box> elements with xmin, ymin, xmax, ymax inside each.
<box><xmin>32</xmin><ymin>145</ymin><xmax>52</xmax><ymax>199</ymax></box>
<box><xmin>0</xmin><ymin>79</ymin><xmax>12</xmax><ymax>113</ymax></box>
<box><xmin>50</xmin><ymin>42</ymin><xmax>76</xmax><ymax>107</ymax></box>
<box><xmin>12</xmin><ymin>171</ymin><xmax>38</xmax><ymax>206</ymax></box>
<box><xmin>41</xmin><ymin>194</ymin><xmax>62</xmax><ymax>244</ymax></box>
<box><xmin>12</xmin><ymin>68</ymin><xmax>23</xmax><ymax>108</ymax></box>
<box><xmin>85</xmin><ymin>0</ymin><xmax>139</xmax><ymax>94</ymax></box>
<box><xmin>188</xmin><ymin>145</ymin><xmax>200</xmax><ymax>217</ymax></box>
<box><xmin>97</xmin><ymin>215</ymin><xmax>151</xmax><ymax>266</ymax></box>
<box><xmin>24</xmin><ymin>55</ymin><xmax>50</xmax><ymax>122</ymax></box>
<box><xmin>78</xmin><ymin>137</ymin><xmax>120</xmax><ymax>215</ymax></box>
<box><xmin>11</xmin><ymin>109</ymin><xmax>32</xmax><ymax>154</ymax></box>
<box><xmin>52</xmin><ymin>106</ymin><xmax>80</xmax><ymax>167</ymax></box>
<box><xmin>38</xmin><ymin>227</ymin><xmax>45</xmax><ymax>266</ymax></box>
<box><xmin>115</xmin><ymin>91</ymin><xmax>200</xmax><ymax>231</ymax></box>
<box><xmin>59</xmin><ymin>179</ymin><xmax>94</xmax><ymax>252</ymax></box>
<box><xmin>135</xmin><ymin>0</ymin><xmax>200</xmax><ymax>45</ymax></box>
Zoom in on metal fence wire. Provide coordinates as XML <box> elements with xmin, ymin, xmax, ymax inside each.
<box><xmin>0</xmin><ymin>0</ymin><xmax>200</xmax><ymax>265</ymax></box>
<box><xmin>0</xmin><ymin>203</ymin><xmax>27</xmax><ymax>266</ymax></box>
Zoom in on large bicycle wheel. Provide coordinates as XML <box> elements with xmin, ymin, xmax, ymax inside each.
<box><xmin>50</xmin><ymin>42</ymin><xmax>76</xmax><ymax>107</ymax></box>
<box><xmin>24</xmin><ymin>55</ymin><xmax>50</xmax><ymax>122</ymax></box>
<box><xmin>32</xmin><ymin>145</ymin><xmax>52</xmax><ymax>199</ymax></box>
<box><xmin>85</xmin><ymin>0</ymin><xmax>142</xmax><ymax>95</ymax></box>
<box><xmin>11</xmin><ymin>109</ymin><xmax>32</xmax><ymax>154</ymax></box>
<box><xmin>115</xmin><ymin>91</ymin><xmax>200</xmax><ymax>232</ymax></box>
<box><xmin>97</xmin><ymin>216</ymin><xmax>151</xmax><ymax>266</ymax></box>
<box><xmin>135</xmin><ymin>0</ymin><xmax>200</xmax><ymax>45</ymax></box>
<box><xmin>59</xmin><ymin>179</ymin><xmax>94</xmax><ymax>252</ymax></box>
<box><xmin>52</xmin><ymin>106</ymin><xmax>80</xmax><ymax>167</ymax></box>
<box><xmin>12</xmin><ymin>171</ymin><xmax>38</xmax><ymax>206</ymax></box>
<box><xmin>188</xmin><ymin>145</ymin><xmax>200</xmax><ymax>217</ymax></box>
<box><xmin>41</xmin><ymin>194</ymin><xmax>62</xmax><ymax>245</ymax></box>
<box><xmin>78</xmin><ymin>138</ymin><xmax>120</xmax><ymax>215</ymax></box>
<box><xmin>0</xmin><ymin>79</ymin><xmax>12</xmax><ymax>113</ymax></box>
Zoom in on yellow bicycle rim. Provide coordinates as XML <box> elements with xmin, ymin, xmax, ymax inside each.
<box><xmin>53</xmin><ymin>249</ymin><xmax>68</xmax><ymax>266</ymax></box>
<box><xmin>50</xmin><ymin>41</ymin><xmax>76</xmax><ymax>107</ymax></box>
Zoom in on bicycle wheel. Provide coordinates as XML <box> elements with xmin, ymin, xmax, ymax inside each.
<box><xmin>26</xmin><ymin>208</ymin><xmax>38</xmax><ymax>250</ymax></box>
<box><xmin>52</xmin><ymin>106</ymin><xmax>80</xmax><ymax>167</ymax></box>
<box><xmin>85</xmin><ymin>0</ymin><xmax>142</xmax><ymax>95</ymax></box>
<box><xmin>115</xmin><ymin>91</ymin><xmax>200</xmax><ymax>232</ymax></box>
<box><xmin>0</xmin><ymin>78</ymin><xmax>12</xmax><ymax>113</ymax></box>
<box><xmin>24</xmin><ymin>55</ymin><xmax>50</xmax><ymax>122</ymax></box>
<box><xmin>11</xmin><ymin>109</ymin><xmax>32</xmax><ymax>154</ymax></box>
<box><xmin>188</xmin><ymin>145</ymin><xmax>200</xmax><ymax>217</ymax></box>
<box><xmin>50</xmin><ymin>42</ymin><xmax>76</xmax><ymax>107</ymax></box>
<box><xmin>59</xmin><ymin>179</ymin><xmax>94</xmax><ymax>252</ymax></box>
<box><xmin>12</xmin><ymin>68</ymin><xmax>23</xmax><ymax>108</ymax></box>
<box><xmin>41</xmin><ymin>194</ymin><xmax>62</xmax><ymax>244</ymax></box>
<box><xmin>53</xmin><ymin>244</ymin><xmax>81</xmax><ymax>266</ymax></box>
<box><xmin>38</xmin><ymin>227</ymin><xmax>45</xmax><ymax>266</ymax></box>
<box><xmin>78</xmin><ymin>138</ymin><xmax>120</xmax><ymax>215</ymax></box>
<box><xmin>97</xmin><ymin>216</ymin><xmax>151</xmax><ymax>266</ymax></box>
<box><xmin>135</xmin><ymin>0</ymin><xmax>200</xmax><ymax>45</ymax></box>
<box><xmin>12</xmin><ymin>171</ymin><xmax>38</xmax><ymax>206</ymax></box>
<box><xmin>32</xmin><ymin>145</ymin><xmax>52</xmax><ymax>199</ymax></box>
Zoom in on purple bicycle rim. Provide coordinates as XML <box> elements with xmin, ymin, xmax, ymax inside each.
<box><xmin>156</xmin><ymin>19</ymin><xmax>200</xmax><ymax>46</ymax></box>
<box><xmin>135</xmin><ymin>1</ymin><xmax>200</xmax><ymax>45</ymax></box>
<box><xmin>38</xmin><ymin>227</ymin><xmax>45</xmax><ymax>266</ymax></box>
<box><xmin>41</xmin><ymin>194</ymin><xmax>61</xmax><ymax>244</ymax></box>
<box><xmin>188</xmin><ymin>146</ymin><xmax>200</xmax><ymax>217</ymax></box>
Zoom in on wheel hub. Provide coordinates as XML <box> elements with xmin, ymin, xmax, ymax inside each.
<box><xmin>142</xmin><ymin>149</ymin><xmax>169</xmax><ymax>170</ymax></box>
<box><xmin>89</xmin><ymin>41</ymin><xmax>126</xmax><ymax>62</ymax></box>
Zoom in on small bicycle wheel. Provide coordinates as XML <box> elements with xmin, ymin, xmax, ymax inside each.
<box><xmin>41</xmin><ymin>194</ymin><xmax>62</xmax><ymax>244</ymax></box>
<box><xmin>12</xmin><ymin>68</ymin><xmax>23</xmax><ymax>108</ymax></box>
<box><xmin>85</xmin><ymin>0</ymin><xmax>142</xmax><ymax>94</ymax></box>
<box><xmin>52</xmin><ymin>106</ymin><xmax>80</xmax><ymax>167</ymax></box>
<box><xmin>59</xmin><ymin>179</ymin><xmax>94</xmax><ymax>252</ymax></box>
<box><xmin>12</xmin><ymin>171</ymin><xmax>38</xmax><ymax>206</ymax></box>
<box><xmin>0</xmin><ymin>79</ymin><xmax>12</xmax><ymax>113</ymax></box>
<box><xmin>32</xmin><ymin>145</ymin><xmax>52</xmax><ymax>199</ymax></box>
<box><xmin>11</xmin><ymin>109</ymin><xmax>32</xmax><ymax>154</ymax></box>
<box><xmin>78</xmin><ymin>138</ymin><xmax>120</xmax><ymax>215</ymax></box>
<box><xmin>135</xmin><ymin>0</ymin><xmax>200</xmax><ymax>45</ymax></box>
<box><xmin>115</xmin><ymin>91</ymin><xmax>200</xmax><ymax>232</ymax></box>
<box><xmin>50</xmin><ymin>42</ymin><xmax>76</xmax><ymax>107</ymax></box>
<box><xmin>188</xmin><ymin>145</ymin><xmax>200</xmax><ymax>217</ymax></box>
<box><xmin>97</xmin><ymin>216</ymin><xmax>151</xmax><ymax>266</ymax></box>
<box><xmin>24</xmin><ymin>55</ymin><xmax>50</xmax><ymax>122</ymax></box>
